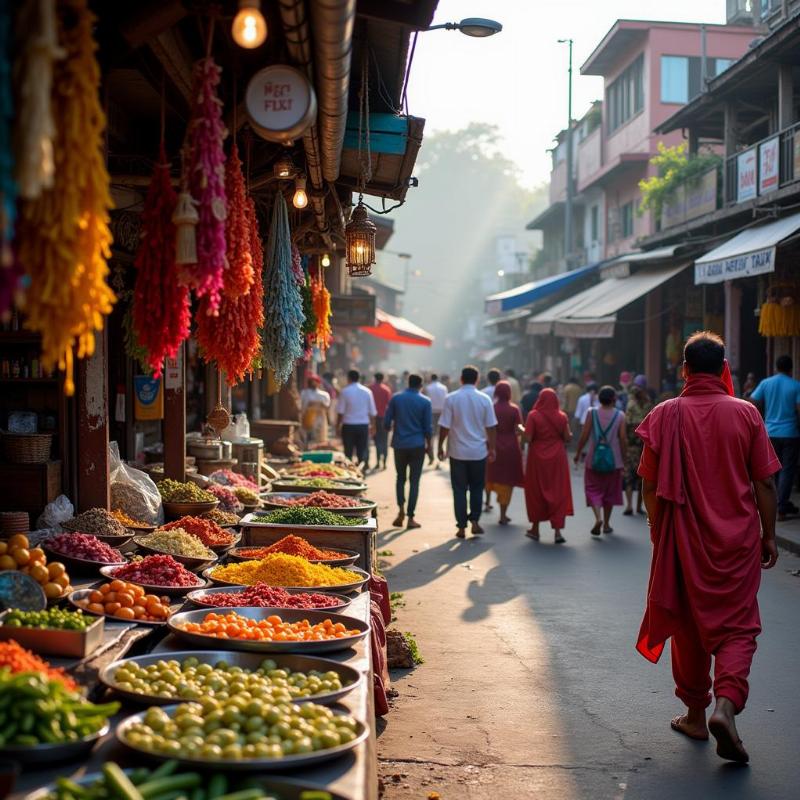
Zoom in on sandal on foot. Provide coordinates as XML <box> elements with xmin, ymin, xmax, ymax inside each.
<box><xmin>591</xmin><ymin>522</ymin><xmax>602</xmax><ymax>536</ymax></box>
<box><xmin>554</xmin><ymin>534</ymin><xmax>566</xmax><ymax>544</ymax></box>
<box><xmin>456</xmin><ymin>529</ymin><xmax>466</xmax><ymax>539</ymax></box>
<box><xmin>623</xmin><ymin>509</ymin><xmax>633</xmax><ymax>516</ymax></box>
<box><xmin>525</xmin><ymin>530</ymin><xmax>540</xmax><ymax>541</ymax></box>
<box><xmin>603</xmin><ymin>527</ymin><xmax>614</xmax><ymax>534</ymax></box>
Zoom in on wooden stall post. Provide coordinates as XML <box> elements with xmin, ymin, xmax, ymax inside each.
<box><xmin>164</xmin><ymin>343</ymin><xmax>186</xmax><ymax>481</ymax></box>
<box><xmin>76</xmin><ymin>329</ymin><xmax>110</xmax><ymax>511</ymax></box>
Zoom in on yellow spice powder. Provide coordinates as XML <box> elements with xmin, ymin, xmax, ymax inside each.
<box><xmin>211</xmin><ymin>552</ymin><xmax>360</xmax><ymax>586</ymax></box>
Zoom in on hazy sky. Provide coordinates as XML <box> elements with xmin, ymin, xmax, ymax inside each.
<box><xmin>404</xmin><ymin>0</ymin><xmax>730</xmax><ymax>187</ymax></box>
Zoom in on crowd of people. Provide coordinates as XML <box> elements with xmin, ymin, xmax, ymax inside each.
<box><xmin>301</xmin><ymin>332</ymin><xmax>784</xmax><ymax>763</ymax></box>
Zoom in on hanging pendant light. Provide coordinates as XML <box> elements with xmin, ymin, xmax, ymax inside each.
<box><xmin>321</xmin><ymin>253</ymin><xmax>331</xmax><ymax>267</ymax></box>
<box><xmin>345</xmin><ymin>196</ymin><xmax>376</xmax><ymax>277</ymax></box>
<box><xmin>232</xmin><ymin>0</ymin><xmax>268</xmax><ymax>49</ymax></box>
<box><xmin>292</xmin><ymin>174</ymin><xmax>308</xmax><ymax>209</ymax></box>
<box><xmin>273</xmin><ymin>155</ymin><xmax>294</xmax><ymax>179</ymax></box>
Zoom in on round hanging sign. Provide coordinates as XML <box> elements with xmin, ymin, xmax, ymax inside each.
<box><xmin>246</xmin><ymin>64</ymin><xmax>317</xmax><ymax>144</ymax></box>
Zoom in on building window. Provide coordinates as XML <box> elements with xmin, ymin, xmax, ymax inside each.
<box><xmin>620</xmin><ymin>202</ymin><xmax>634</xmax><ymax>239</ymax></box>
<box><xmin>606</xmin><ymin>55</ymin><xmax>644</xmax><ymax>133</ymax></box>
<box><xmin>590</xmin><ymin>205</ymin><xmax>599</xmax><ymax>243</ymax></box>
<box><xmin>661</xmin><ymin>56</ymin><xmax>735</xmax><ymax>103</ymax></box>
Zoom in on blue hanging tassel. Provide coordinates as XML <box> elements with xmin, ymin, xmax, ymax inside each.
<box><xmin>263</xmin><ymin>192</ymin><xmax>305</xmax><ymax>385</ymax></box>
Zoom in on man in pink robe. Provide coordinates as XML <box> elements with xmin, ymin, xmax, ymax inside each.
<box><xmin>636</xmin><ymin>332</ymin><xmax>780</xmax><ymax>763</ymax></box>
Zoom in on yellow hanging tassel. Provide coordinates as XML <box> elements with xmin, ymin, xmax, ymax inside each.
<box><xmin>16</xmin><ymin>0</ymin><xmax>115</xmax><ymax>395</ymax></box>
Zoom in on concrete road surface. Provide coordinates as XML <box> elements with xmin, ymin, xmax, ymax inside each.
<box><xmin>372</xmin><ymin>462</ymin><xmax>800</xmax><ymax>800</ymax></box>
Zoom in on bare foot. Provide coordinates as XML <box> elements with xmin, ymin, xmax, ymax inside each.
<box><xmin>670</xmin><ymin>713</ymin><xmax>709</xmax><ymax>741</ymax></box>
<box><xmin>499</xmin><ymin>516</ymin><xmax>511</xmax><ymax>525</ymax></box>
<box><xmin>709</xmin><ymin>698</ymin><xmax>749</xmax><ymax>763</ymax></box>
<box><xmin>471</xmin><ymin>522</ymin><xmax>485</xmax><ymax>535</ymax></box>
<box><xmin>406</xmin><ymin>518</ymin><xmax>421</xmax><ymax>529</ymax></box>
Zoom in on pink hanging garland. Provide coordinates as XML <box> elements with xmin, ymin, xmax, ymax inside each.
<box><xmin>181</xmin><ymin>57</ymin><xmax>227</xmax><ymax>314</ymax></box>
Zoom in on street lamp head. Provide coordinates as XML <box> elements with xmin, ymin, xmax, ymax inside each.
<box><xmin>427</xmin><ymin>18</ymin><xmax>502</xmax><ymax>37</ymax></box>
<box><xmin>457</xmin><ymin>18</ymin><xmax>502</xmax><ymax>37</ymax></box>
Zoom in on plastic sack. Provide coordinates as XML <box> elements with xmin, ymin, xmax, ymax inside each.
<box><xmin>35</xmin><ymin>495</ymin><xmax>74</xmax><ymax>531</ymax></box>
<box><xmin>109</xmin><ymin>441</ymin><xmax>163</xmax><ymax>525</ymax></box>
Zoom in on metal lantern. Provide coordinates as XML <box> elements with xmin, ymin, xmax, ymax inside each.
<box><xmin>345</xmin><ymin>199</ymin><xmax>376</xmax><ymax>277</ymax></box>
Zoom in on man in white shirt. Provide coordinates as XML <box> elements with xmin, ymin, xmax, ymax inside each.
<box><xmin>482</xmin><ymin>368</ymin><xmax>501</xmax><ymax>400</ymax></box>
<box><xmin>424</xmin><ymin>373</ymin><xmax>449</xmax><ymax>467</ymax></box>
<box><xmin>336</xmin><ymin>369</ymin><xmax>377</xmax><ymax>469</ymax></box>
<box><xmin>574</xmin><ymin>382</ymin><xmax>599</xmax><ymax>425</ymax></box>
<box><xmin>438</xmin><ymin>365</ymin><xmax>498</xmax><ymax>539</ymax></box>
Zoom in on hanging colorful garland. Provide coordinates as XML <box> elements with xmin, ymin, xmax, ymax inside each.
<box><xmin>309</xmin><ymin>263</ymin><xmax>332</xmax><ymax>354</ymax></box>
<box><xmin>195</xmin><ymin>193</ymin><xmax>264</xmax><ymax>384</ymax></box>
<box><xmin>180</xmin><ymin>57</ymin><xmax>226</xmax><ymax>314</ymax></box>
<box><xmin>16</xmin><ymin>0</ymin><xmax>115</xmax><ymax>395</ymax></box>
<box><xmin>222</xmin><ymin>141</ymin><xmax>253</xmax><ymax>298</ymax></box>
<box><xmin>0</xmin><ymin>0</ymin><xmax>19</xmax><ymax>319</ymax></box>
<box><xmin>262</xmin><ymin>192</ymin><xmax>304</xmax><ymax>385</ymax></box>
<box><xmin>131</xmin><ymin>147</ymin><xmax>190</xmax><ymax>376</ymax></box>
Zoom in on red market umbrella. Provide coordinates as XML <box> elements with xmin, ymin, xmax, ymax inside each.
<box><xmin>360</xmin><ymin>309</ymin><xmax>435</xmax><ymax>347</ymax></box>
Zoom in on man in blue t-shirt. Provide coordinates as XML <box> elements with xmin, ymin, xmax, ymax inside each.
<box><xmin>750</xmin><ymin>354</ymin><xmax>800</xmax><ymax>518</ymax></box>
<box><xmin>384</xmin><ymin>373</ymin><xmax>433</xmax><ymax>530</ymax></box>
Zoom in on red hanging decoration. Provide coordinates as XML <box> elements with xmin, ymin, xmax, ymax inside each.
<box><xmin>132</xmin><ymin>146</ymin><xmax>190</xmax><ymax>376</ymax></box>
<box><xmin>195</xmin><ymin>195</ymin><xmax>264</xmax><ymax>384</ymax></box>
<box><xmin>222</xmin><ymin>141</ymin><xmax>253</xmax><ymax>298</ymax></box>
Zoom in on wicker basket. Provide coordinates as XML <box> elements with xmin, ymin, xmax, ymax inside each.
<box><xmin>1</xmin><ymin>432</ymin><xmax>52</xmax><ymax>464</ymax></box>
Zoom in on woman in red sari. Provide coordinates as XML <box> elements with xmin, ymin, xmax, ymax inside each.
<box><xmin>485</xmin><ymin>381</ymin><xmax>524</xmax><ymax>524</ymax></box>
<box><xmin>523</xmin><ymin>388</ymin><xmax>573</xmax><ymax>543</ymax></box>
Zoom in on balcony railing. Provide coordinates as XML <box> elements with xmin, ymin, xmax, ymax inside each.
<box><xmin>723</xmin><ymin>122</ymin><xmax>800</xmax><ymax>205</ymax></box>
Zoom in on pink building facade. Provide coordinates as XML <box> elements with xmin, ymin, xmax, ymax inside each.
<box><xmin>529</xmin><ymin>19</ymin><xmax>756</xmax><ymax>267</ymax></box>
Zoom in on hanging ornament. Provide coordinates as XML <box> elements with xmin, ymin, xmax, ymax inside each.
<box><xmin>180</xmin><ymin>56</ymin><xmax>227</xmax><ymax>313</ymax></box>
<box><xmin>132</xmin><ymin>146</ymin><xmax>190</xmax><ymax>376</ymax></box>
<box><xmin>262</xmin><ymin>192</ymin><xmax>304</xmax><ymax>385</ymax></box>
<box><xmin>291</xmin><ymin>242</ymin><xmax>304</xmax><ymax>286</ymax></box>
<box><xmin>222</xmin><ymin>140</ymin><xmax>253</xmax><ymax>298</ymax></box>
<box><xmin>13</xmin><ymin>0</ymin><xmax>64</xmax><ymax>200</ymax></box>
<box><xmin>16</xmin><ymin>0</ymin><xmax>115</xmax><ymax>395</ymax></box>
<box><xmin>172</xmin><ymin>191</ymin><xmax>198</xmax><ymax>264</ymax></box>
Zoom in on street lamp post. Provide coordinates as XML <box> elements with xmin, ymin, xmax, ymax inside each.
<box><xmin>558</xmin><ymin>38</ymin><xmax>574</xmax><ymax>271</ymax></box>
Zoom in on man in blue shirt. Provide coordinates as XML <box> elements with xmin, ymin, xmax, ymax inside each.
<box><xmin>384</xmin><ymin>373</ymin><xmax>433</xmax><ymax>530</ymax></box>
<box><xmin>751</xmin><ymin>355</ymin><xmax>800</xmax><ymax>519</ymax></box>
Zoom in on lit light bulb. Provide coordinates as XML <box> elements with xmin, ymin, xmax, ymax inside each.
<box><xmin>321</xmin><ymin>253</ymin><xmax>331</xmax><ymax>267</ymax></box>
<box><xmin>232</xmin><ymin>0</ymin><xmax>267</xmax><ymax>49</ymax></box>
<box><xmin>292</xmin><ymin>175</ymin><xmax>308</xmax><ymax>209</ymax></box>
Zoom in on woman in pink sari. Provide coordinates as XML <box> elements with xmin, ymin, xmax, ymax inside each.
<box><xmin>485</xmin><ymin>381</ymin><xmax>524</xmax><ymax>524</ymax></box>
<box><xmin>523</xmin><ymin>388</ymin><xmax>573</xmax><ymax>543</ymax></box>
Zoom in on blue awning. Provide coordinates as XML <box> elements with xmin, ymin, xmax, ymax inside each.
<box><xmin>484</xmin><ymin>261</ymin><xmax>602</xmax><ymax>314</ymax></box>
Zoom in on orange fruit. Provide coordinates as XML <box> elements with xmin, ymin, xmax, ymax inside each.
<box><xmin>54</xmin><ymin>574</ymin><xmax>70</xmax><ymax>589</ymax></box>
<box><xmin>89</xmin><ymin>590</ymin><xmax>104</xmax><ymax>604</ymax></box>
<box><xmin>110</xmin><ymin>580</ymin><xmax>126</xmax><ymax>593</ymax></box>
<box><xmin>28</xmin><ymin>548</ymin><xmax>46</xmax><ymax>564</ymax></box>
<box><xmin>12</xmin><ymin>548</ymin><xmax>30</xmax><ymax>566</ymax></box>
<box><xmin>87</xmin><ymin>602</ymin><xmax>105</xmax><ymax>614</ymax></box>
<box><xmin>115</xmin><ymin>607</ymin><xmax>135</xmax><ymax>620</ymax></box>
<box><xmin>99</xmin><ymin>583</ymin><xmax>111</xmax><ymax>594</ymax></box>
<box><xmin>30</xmin><ymin>564</ymin><xmax>49</xmax><ymax>584</ymax></box>
<box><xmin>132</xmin><ymin>605</ymin><xmax>146</xmax><ymax>619</ymax></box>
<box><xmin>0</xmin><ymin>555</ymin><xmax>16</xmax><ymax>571</ymax></box>
<box><xmin>105</xmin><ymin>602</ymin><xmax>121</xmax><ymax>614</ymax></box>
<box><xmin>7</xmin><ymin>534</ymin><xmax>28</xmax><ymax>550</ymax></box>
<box><xmin>47</xmin><ymin>562</ymin><xmax>66</xmax><ymax>579</ymax></box>
<box><xmin>0</xmin><ymin>542</ymin><xmax>7</xmax><ymax>555</ymax></box>
<box><xmin>43</xmin><ymin>582</ymin><xmax>62</xmax><ymax>599</ymax></box>
<box><xmin>117</xmin><ymin>592</ymin><xmax>134</xmax><ymax>608</ymax></box>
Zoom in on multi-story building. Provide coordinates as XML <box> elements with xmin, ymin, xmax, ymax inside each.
<box><xmin>637</xmin><ymin>2</ymin><xmax>800</xmax><ymax>386</ymax></box>
<box><xmin>486</xmin><ymin>12</ymin><xmax>757</xmax><ymax>383</ymax></box>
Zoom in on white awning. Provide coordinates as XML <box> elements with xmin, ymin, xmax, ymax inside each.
<box><xmin>694</xmin><ymin>212</ymin><xmax>800</xmax><ymax>285</ymax></box>
<box><xmin>528</xmin><ymin>263</ymin><xmax>691</xmax><ymax>338</ymax></box>
<box><xmin>482</xmin><ymin>308</ymin><xmax>531</xmax><ymax>328</ymax></box>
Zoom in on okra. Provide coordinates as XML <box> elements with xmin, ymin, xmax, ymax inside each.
<box><xmin>138</xmin><ymin>773</ymin><xmax>201</xmax><ymax>799</ymax></box>
<box><xmin>207</xmin><ymin>774</ymin><xmax>227</xmax><ymax>800</ymax></box>
<box><xmin>102</xmin><ymin>762</ymin><xmax>144</xmax><ymax>800</ymax></box>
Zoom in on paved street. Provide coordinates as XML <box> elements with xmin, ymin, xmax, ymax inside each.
<box><xmin>372</xmin><ymin>460</ymin><xmax>800</xmax><ymax>800</ymax></box>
